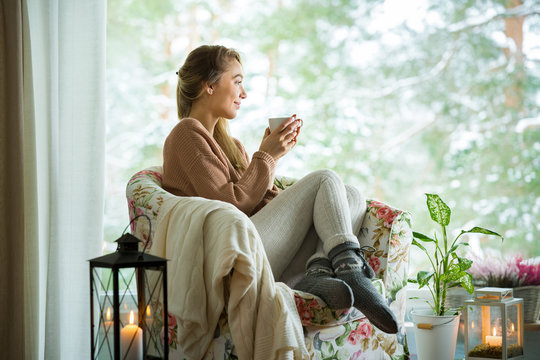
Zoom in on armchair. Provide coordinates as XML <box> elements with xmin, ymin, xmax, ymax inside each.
<box><xmin>126</xmin><ymin>166</ymin><xmax>412</xmax><ymax>359</ymax></box>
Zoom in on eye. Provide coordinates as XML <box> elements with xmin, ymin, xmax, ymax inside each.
<box><xmin>235</xmin><ymin>80</ymin><xmax>243</xmax><ymax>85</ymax></box>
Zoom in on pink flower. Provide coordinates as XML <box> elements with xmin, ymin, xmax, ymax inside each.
<box><xmin>469</xmin><ymin>252</ymin><xmax>522</xmax><ymax>287</ymax></box>
<box><xmin>347</xmin><ymin>329</ymin><xmax>362</xmax><ymax>345</ymax></box>
<box><xmin>167</xmin><ymin>313</ymin><xmax>177</xmax><ymax>328</ymax></box>
<box><xmin>167</xmin><ymin>327</ymin><xmax>174</xmax><ymax>345</ymax></box>
<box><xmin>517</xmin><ymin>257</ymin><xmax>540</xmax><ymax>286</ymax></box>
<box><xmin>298</xmin><ymin>308</ymin><xmax>313</xmax><ymax>322</ymax></box>
<box><xmin>376</xmin><ymin>207</ymin><xmax>392</xmax><ymax>220</ymax></box>
<box><xmin>153</xmin><ymin>171</ymin><xmax>163</xmax><ymax>182</ymax></box>
<box><xmin>132</xmin><ymin>170</ymin><xmax>163</xmax><ymax>182</ymax></box>
<box><xmin>369</xmin><ymin>256</ymin><xmax>381</xmax><ymax>275</ymax></box>
<box><xmin>351</xmin><ymin>350</ymin><xmax>363</xmax><ymax>360</ymax></box>
<box><xmin>383</xmin><ymin>212</ymin><xmax>398</xmax><ymax>227</ymax></box>
<box><xmin>368</xmin><ymin>200</ymin><xmax>386</xmax><ymax>209</ymax></box>
<box><xmin>294</xmin><ymin>294</ymin><xmax>303</xmax><ymax>309</ymax></box>
<box><xmin>375</xmin><ymin>207</ymin><xmax>399</xmax><ymax>227</ymax></box>
<box><xmin>357</xmin><ymin>321</ymin><xmax>373</xmax><ymax>338</ymax></box>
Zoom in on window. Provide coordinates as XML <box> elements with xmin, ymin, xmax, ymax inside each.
<box><xmin>105</xmin><ymin>0</ymin><xmax>540</xmax><ymax>271</ymax></box>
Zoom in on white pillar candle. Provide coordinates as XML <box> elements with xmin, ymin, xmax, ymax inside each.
<box><xmin>120</xmin><ymin>310</ymin><xmax>143</xmax><ymax>360</ymax></box>
<box><xmin>485</xmin><ymin>335</ymin><xmax>502</xmax><ymax>346</ymax></box>
<box><xmin>485</xmin><ymin>327</ymin><xmax>502</xmax><ymax>347</ymax></box>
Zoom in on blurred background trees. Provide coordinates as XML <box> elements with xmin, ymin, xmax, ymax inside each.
<box><xmin>105</xmin><ymin>0</ymin><xmax>540</xmax><ymax>267</ymax></box>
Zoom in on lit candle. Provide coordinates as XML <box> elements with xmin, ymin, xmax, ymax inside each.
<box><xmin>120</xmin><ymin>310</ymin><xmax>143</xmax><ymax>360</ymax></box>
<box><xmin>485</xmin><ymin>327</ymin><xmax>502</xmax><ymax>347</ymax></box>
<box><xmin>145</xmin><ymin>305</ymin><xmax>153</xmax><ymax>330</ymax></box>
<box><xmin>104</xmin><ymin>307</ymin><xmax>113</xmax><ymax>331</ymax></box>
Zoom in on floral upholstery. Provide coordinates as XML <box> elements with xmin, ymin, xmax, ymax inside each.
<box><xmin>126</xmin><ymin>166</ymin><xmax>412</xmax><ymax>359</ymax></box>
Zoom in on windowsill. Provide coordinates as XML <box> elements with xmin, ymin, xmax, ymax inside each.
<box><xmin>524</xmin><ymin>322</ymin><xmax>540</xmax><ymax>331</ymax></box>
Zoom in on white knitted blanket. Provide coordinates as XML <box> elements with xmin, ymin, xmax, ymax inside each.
<box><xmin>151</xmin><ymin>195</ymin><xmax>308</xmax><ymax>359</ymax></box>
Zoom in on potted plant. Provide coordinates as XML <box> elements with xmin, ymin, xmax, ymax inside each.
<box><xmin>409</xmin><ymin>193</ymin><xmax>503</xmax><ymax>360</ymax></box>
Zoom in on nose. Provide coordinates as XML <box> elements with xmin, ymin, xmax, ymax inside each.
<box><xmin>240</xmin><ymin>85</ymin><xmax>247</xmax><ymax>99</ymax></box>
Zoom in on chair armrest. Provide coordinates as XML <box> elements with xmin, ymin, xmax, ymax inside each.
<box><xmin>126</xmin><ymin>166</ymin><xmax>169</xmax><ymax>245</ymax></box>
<box><xmin>361</xmin><ymin>200</ymin><xmax>412</xmax><ymax>324</ymax></box>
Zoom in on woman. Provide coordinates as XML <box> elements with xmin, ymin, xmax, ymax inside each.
<box><xmin>162</xmin><ymin>45</ymin><xmax>398</xmax><ymax>334</ymax></box>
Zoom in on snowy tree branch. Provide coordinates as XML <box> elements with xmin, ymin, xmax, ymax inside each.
<box><xmin>448</xmin><ymin>5</ymin><xmax>540</xmax><ymax>34</ymax></box>
<box><xmin>359</xmin><ymin>42</ymin><xmax>457</xmax><ymax>100</ymax></box>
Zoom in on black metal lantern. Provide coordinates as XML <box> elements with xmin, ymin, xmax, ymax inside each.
<box><xmin>89</xmin><ymin>216</ymin><xmax>168</xmax><ymax>360</ymax></box>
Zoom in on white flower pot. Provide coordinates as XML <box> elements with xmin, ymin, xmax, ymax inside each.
<box><xmin>412</xmin><ymin>309</ymin><xmax>460</xmax><ymax>360</ymax></box>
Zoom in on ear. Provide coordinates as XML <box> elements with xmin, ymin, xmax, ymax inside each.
<box><xmin>204</xmin><ymin>82</ymin><xmax>214</xmax><ymax>95</ymax></box>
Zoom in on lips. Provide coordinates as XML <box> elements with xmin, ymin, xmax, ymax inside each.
<box><xmin>234</xmin><ymin>101</ymin><xmax>241</xmax><ymax>109</ymax></box>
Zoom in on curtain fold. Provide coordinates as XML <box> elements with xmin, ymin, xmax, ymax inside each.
<box><xmin>1</xmin><ymin>0</ymin><xmax>107</xmax><ymax>358</ymax></box>
<box><xmin>0</xmin><ymin>0</ymin><xmax>31</xmax><ymax>356</ymax></box>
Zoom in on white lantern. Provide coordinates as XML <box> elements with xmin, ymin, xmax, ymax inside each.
<box><xmin>464</xmin><ymin>287</ymin><xmax>524</xmax><ymax>359</ymax></box>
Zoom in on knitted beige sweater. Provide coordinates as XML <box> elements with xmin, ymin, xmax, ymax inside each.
<box><xmin>162</xmin><ymin>118</ymin><xmax>280</xmax><ymax>216</ymax></box>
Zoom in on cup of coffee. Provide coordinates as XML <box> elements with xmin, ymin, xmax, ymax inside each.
<box><xmin>268</xmin><ymin>116</ymin><xmax>290</xmax><ymax>131</ymax></box>
<box><xmin>269</xmin><ymin>116</ymin><xmax>303</xmax><ymax>132</ymax></box>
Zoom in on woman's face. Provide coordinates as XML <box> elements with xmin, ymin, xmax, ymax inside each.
<box><xmin>209</xmin><ymin>59</ymin><xmax>247</xmax><ymax>119</ymax></box>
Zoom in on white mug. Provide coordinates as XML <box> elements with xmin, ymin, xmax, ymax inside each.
<box><xmin>268</xmin><ymin>116</ymin><xmax>302</xmax><ymax>132</ymax></box>
<box><xmin>268</xmin><ymin>116</ymin><xmax>290</xmax><ymax>131</ymax></box>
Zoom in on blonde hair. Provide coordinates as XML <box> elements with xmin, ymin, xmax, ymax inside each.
<box><xmin>176</xmin><ymin>45</ymin><xmax>247</xmax><ymax>170</ymax></box>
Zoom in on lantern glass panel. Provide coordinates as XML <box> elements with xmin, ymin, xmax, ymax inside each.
<box><xmin>467</xmin><ymin>304</ymin><xmax>504</xmax><ymax>358</ymax></box>
<box><xmin>92</xmin><ymin>267</ymin><xmax>115</xmax><ymax>360</ymax></box>
<box><xmin>465</xmin><ymin>288</ymin><xmax>524</xmax><ymax>360</ymax></box>
<box><xmin>505</xmin><ymin>303</ymin><xmax>523</xmax><ymax>358</ymax></box>
<box><xmin>140</xmin><ymin>266</ymin><xmax>167</xmax><ymax>358</ymax></box>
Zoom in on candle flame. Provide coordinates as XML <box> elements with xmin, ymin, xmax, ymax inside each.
<box><xmin>129</xmin><ymin>310</ymin><xmax>135</xmax><ymax>325</ymax></box>
<box><xmin>146</xmin><ymin>305</ymin><xmax>151</xmax><ymax>317</ymax></box>
<box><xmin>511</xmin><ymin>323</ymin><xmax>515</xmax><ymax>332</ymax></box>
<box><xmin>492</xmin><ymin>327</ymin><xmax>496</xmax><ymax>336</ymax></box>
<box><xmin>471</xmin><ymin>321</ymin><xmax>475</xmax><ymax>329</ymax></box>
<box><xmin>106</xmin><ymin>307</ymin><xmax>111</xmax><ymax>321</ymax></box>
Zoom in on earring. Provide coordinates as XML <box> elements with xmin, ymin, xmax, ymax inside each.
<box><xmin>208</xmin><ymin>89</ymin><xmax>213</xmax><ymax>95</ymax></box>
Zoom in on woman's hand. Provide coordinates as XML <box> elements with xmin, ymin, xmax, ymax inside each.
<box><xmin>259</xmin><ymin>115</ymin><xmax>302</xmax><ymax>161</ymax></box>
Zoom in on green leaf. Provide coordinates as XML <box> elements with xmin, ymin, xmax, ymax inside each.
<box><xmin>417</xmin><ymin>270</ymin><xmax>434</xmax><ymax>288</ymax></box>
<box><xmin>456</xmin><ymin>256</ymin><xmax>473</xmax><ymax>271</ymax></box>
<box><xmin>459</xmin><ymin>273</ymin><xmax>474</xmax><ymax>294</ymax></box>
<box><xmin>441</xmin><ymin>267</ymin><xmax>464</xmax><ymax>283</ymax></box>
<box><xmin>335</xmin><ymin>328</ymin><xmax>348</xmax><ymax>347</ymax></box>
<box><xmin>425</xmin><ymin>193</ymin><xmax>451</xmax><ymax>226</ymax></box>
<box><xmin>411</xmin><ymin>239</ymin><xmax>428</xmax><ymax>253</ymax></box>
<box><xmin>413</xmin><ymin>231</ymin><xmax>436</xmax><ymax>243</ymax></box>
<box><xmin>461</xmin><ymin>227</ymin><xmax>504</xmax><ymax>241</ymax></box>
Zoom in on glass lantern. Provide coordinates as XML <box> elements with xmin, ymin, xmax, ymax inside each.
<box><xmin>89</xmin><ymin>223</ymin><xmax>168</xmax><ymax>360</ymax></box>
<box><xmin>464</xmin><ymin>287</ymin><xmax>524</xmax><ymax>360</ymax></box>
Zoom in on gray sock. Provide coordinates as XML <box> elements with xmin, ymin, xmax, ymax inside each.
<box><xmin>329</xmin><ymin>242</ymin><xmax>398</xmax><ymax>334</ymax></box>
<box><xmin>293</xmin><ymin>257</ymin><xmax>354</xmax><ymax>311</ymax></box>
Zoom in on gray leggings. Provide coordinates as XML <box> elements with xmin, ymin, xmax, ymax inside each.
<box><xmin>250</xmin><ymin>169</ymin><xmax>366</xmax><ymax>282</ymax></box>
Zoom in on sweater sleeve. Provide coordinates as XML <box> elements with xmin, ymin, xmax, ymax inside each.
<box><xmin>163</xmin><ymin>120</ymin><xmax>277</xmax><ymax>215</ymax></box>
<box><xmin>234</xmin><ymin>139</ymin><xmax>280</xmax><ymax>212</ymax></box>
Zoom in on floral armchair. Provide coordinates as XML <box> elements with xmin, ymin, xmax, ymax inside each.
<box><xmin>126</xmin><ymin>167</ymin><xmax>412</xmax><ymax>359</ymax></box>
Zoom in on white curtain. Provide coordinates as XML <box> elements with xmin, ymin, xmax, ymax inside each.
<box><xmin>0</xmin><ymin>0</ymin><xmax>107</xmax><ymax>358</ymax></box>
